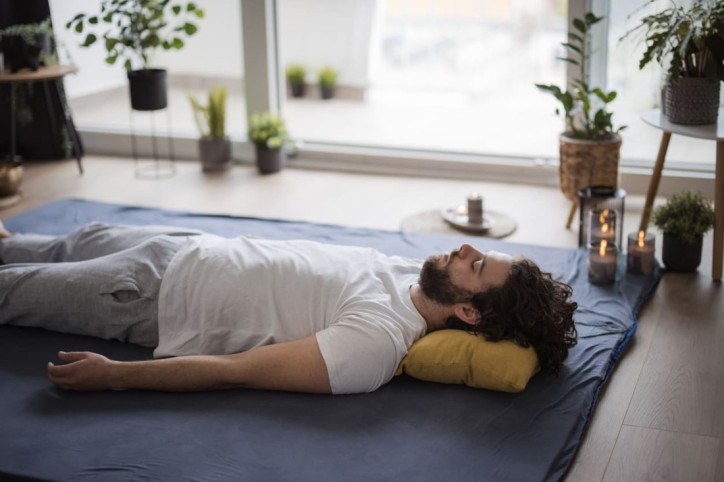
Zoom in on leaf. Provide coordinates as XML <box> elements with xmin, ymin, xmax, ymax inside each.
<box><xmin>562</xmin><ymin>42</ymin><xmax>582</xmax><ymax>54</ymax></box>
<box><xmin>89</xmin><ymin>16</ymin><xmax>99</xmax><ymax>25</ymax></box>
<box><xmin>556</xmin><ymin>56</ymin><xmax>579</xmax><ymax>65</ymax></box>
<box><xmin>172</xmin><ymin>37</ymin><xmax>184</xmax><ymax>49</ymax></box>
<box><xmin>124</xmin><ymin>58</ymin><xmax>132</xmax><ymax>71</ymax></box>
<box><xmin>172</xmin><ymin>5</ymin><xmax>182</xmax><ymax>15</ymax></box>
<box><xmin>183</xmin><ymin>22</ymin><xmax>198</xmax><ymax>35</ymax></box>
<box><xmin>81</xmin><ymin>33</ymin><xmax>97</xmax><ymax>47</ymax></box>
<box><xmin>573</xmin><ymin>18</ymin><xmax>587</xmax><ymax>33</ymax></box>
<box><xmin>75</xmin><ymin>22</ymin><xmax>84</xmax><ymax>33</ymax></box>
<box><xmin>187</xmin><ymin>2</ymin><xmax>197</xmax><ymax>11</ymax></box>
<box><xmin>568</xmin><ymin>32</ymin><xmax>584</xmax><ymax>44</ymax></box>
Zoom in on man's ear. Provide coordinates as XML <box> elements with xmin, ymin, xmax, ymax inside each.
<box><xmin>453</xmin><ymin>303</ymin><xmax>480</xmax><ymax>326</ymax></box>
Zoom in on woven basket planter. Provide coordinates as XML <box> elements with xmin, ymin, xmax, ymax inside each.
<box><xmin>664</xmin><ymin>78</ymin><xmax>720</xmax><ymax>125</ymax></box>
<box><xmin>559</xmin><ymin>134</ymin><xmax>621</xmax><ymax>203</ymax></box>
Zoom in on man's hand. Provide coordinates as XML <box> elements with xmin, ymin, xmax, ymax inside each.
<box><xmin>47</xmin><ymin>351</ymin><xmax>116</xmax><ymax>391</ymax></box>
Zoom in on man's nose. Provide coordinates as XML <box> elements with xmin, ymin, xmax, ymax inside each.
<box><xmin>459</xmin><ymin>244</ymin><xmax>481</xmax><ymax>258</ymax></box>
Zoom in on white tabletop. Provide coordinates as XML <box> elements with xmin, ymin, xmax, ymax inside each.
<box><xmin>641</xmin><ymin>108</ymin><xmax>724</xmax><ymax>141</ymax></box>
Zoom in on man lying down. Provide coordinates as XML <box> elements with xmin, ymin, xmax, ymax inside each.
<box><xmin>0</xmin><ymin>220</ymin><xmax>577</xmax><ymax>395</ymax></box>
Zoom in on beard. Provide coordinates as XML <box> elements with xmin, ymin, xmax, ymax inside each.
<box><xmin>418</xmin><ymin>255</ymin><xmax>474</xmax><ymax>306</ymax></box>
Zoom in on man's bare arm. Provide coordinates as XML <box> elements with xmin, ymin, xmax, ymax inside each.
<box><xmin>47</xmin><ymin>335</ymin><xmax>332</xmax><ymax>394</ymax></box>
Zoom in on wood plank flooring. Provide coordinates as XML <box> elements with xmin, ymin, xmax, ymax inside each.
<box><xmin>2</xmin><ymin>156</ymin><xmax>722</xmax><ymax>482</ymax></box>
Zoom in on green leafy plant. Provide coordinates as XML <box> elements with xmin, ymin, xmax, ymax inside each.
<box><xmin>622</xmin><ymin>0</ymin><xmax>724</xmax><ymax>82</ymax></box>
<box><xmin>0</xmin><ymin>18</ymin><xmax>53</xmax><ymax>44</ymax></box>
<box><xmin>65</xmin><ymin>0</ymin><xmax>204</xmax><ymax>71</ymax></box>
<box><xmin>652</xmin><ymin>190</ymin><xmax>714</xmax><ymax>244</ymax></box>
<box><xmin>0</xmin><ymin>18</ymin><xmax>57</xmax><ymax>66</ymax></box>
<box><xmin>188</xmin><ymin>86</ymin><xmax>227</xmax><ymax>139</ymax></box>
<box><xmin>318</xmin><ymin>67</ymin><xmax>338</xmax><ymax>88</ymax></box>
<box><xmin>536</xmin><ymin>13</ymin><xmax>625</xmax><ymax>140</ymax></box>
<box><xmin>286</xmin><ymin>64</ymin><xmax>306</xmax><ymax>87</ymax></box>
<box><xmin>248</xmin><ymin>112</ymin><xmax>289</xmax><ymax>150</ymax></box>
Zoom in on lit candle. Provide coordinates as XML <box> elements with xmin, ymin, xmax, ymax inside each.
<box><xmin>589</xmin><ymin>208</ymin><xmax>616</xmax><ymax>245</ymax></box>
<box><xmin>627</xmin><ymin>230</ymin><xmax>655</xmax><ymax>275</ymax></box>
<box><xmin>467</xmin><ymin>192</ymin><xmax>483</xmax><ymax>225</ymax></box>
<box><xmin>588</xmin><ymin>240</ymin><xmax>618</xmax><ymax>285</ymax></box>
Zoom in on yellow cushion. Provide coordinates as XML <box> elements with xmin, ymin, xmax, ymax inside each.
<box><xmin>395</xmin><ymin>330</ymin><xmax>539</xmax><ymax>393</ymax></box>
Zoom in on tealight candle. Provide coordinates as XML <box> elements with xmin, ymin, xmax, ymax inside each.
<box><xmin>467</xmin><ymin>192</ymin><xmax>483</xmax><ymax>225</ymax></box>
<box><xmin>627</xmin><ymin>230</ymin><xmax>655</xmax><ymax>275</ymax></box>
<box><xmin>588</xmin><ymin>208</ymin><xmax>617</xmax><ymax>245</ymax></box>
<box><xmin>588</xmin><ymin>240</ymin><xmax>618</xmax><ymax>285</ymax></box>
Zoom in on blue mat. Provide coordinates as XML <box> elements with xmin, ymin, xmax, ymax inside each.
<box><xmin>0</xmin><ymin>199</ymin><xmax>660</xmax><ymax>482</ymax></box>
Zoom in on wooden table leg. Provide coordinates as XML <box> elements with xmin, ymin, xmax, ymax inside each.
<box><xmin>713</xmin><ymin>141</ymin><xmax>723</xmax><ymax>281</ymax></box>
<box><xmin>639</xmin><ymin>132</ymin><xmax>672</xmax><ymax>233</ymax></box>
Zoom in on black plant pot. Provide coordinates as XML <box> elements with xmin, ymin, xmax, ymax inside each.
<box><xmin>1</xmin><ymin>34</ymin><xmax>50</xmax><ymax>73</ymax></box>
<box><xmin>662</xmin><ymin>233</ymin><xmax>703</xmax><ymax>272</ymax></box>
<box><xmin>290</xmin><ymin>82</ymin><xmax>305</xmax><ymax>98</ymax></box>
<box><xmin>320</xmin><ymin>85</ymin><xmax>335</xmax><ymax>100</ymax></box>
<box><xmin>255</xmin><ymin>145</ymin><xmax>286</xmax><ymax>174</ymax></box>
<box><xmin>127</xmin><ymin>69</ymin><xmax>168</xmax><ymax>111</ymax></box>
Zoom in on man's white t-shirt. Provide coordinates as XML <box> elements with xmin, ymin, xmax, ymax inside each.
<box><xmin>156</xmin><ymin>235</ymin><xmax>427</xmax><ymax>394</ymax></box>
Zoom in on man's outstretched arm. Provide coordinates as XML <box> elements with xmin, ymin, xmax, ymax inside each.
<box><xmin>47</xmin><ymin>335</ymin><xmax>332</xmax><ymax>394</ymax></box>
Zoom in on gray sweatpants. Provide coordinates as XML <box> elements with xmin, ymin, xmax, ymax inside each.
<box><xmin>0</xmin><ymin>222</ymin><xmax>201</xmax><ymax>347</ymax></box>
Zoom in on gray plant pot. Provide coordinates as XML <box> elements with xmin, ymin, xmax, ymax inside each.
<box><xmin>662</xmin><ymin>233</ymin><xmax>703</xmax><ymax>272</ymax></box>
<box><xmin>256</xmin><ymin>145</ymin><xmax>286</xmax><ymax>174</ymax></box>
<box><xmin>664</xmin><ymin>78</ymin><xmax>720</xmax><ymax>125</ymax></box>
<box><xmin>199</xmin><ymin>137</ymin><xmax>231</xmax><ymax>172</ymax></box>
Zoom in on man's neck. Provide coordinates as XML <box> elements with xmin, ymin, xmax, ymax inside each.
<box><xmin>409</xmin><ymin>284</ymin><xmax>451</xmax><ymax>333</ymax></box>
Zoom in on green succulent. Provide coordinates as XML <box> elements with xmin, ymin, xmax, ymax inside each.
<box><xmin>248</xmin><ymin>112</ymin><xmax>289</xmax><ymax>150</ymax></box>
<box><xmin>652</xmin><ymin>190</ymin><xmax>714</xmax><ymax>244</ymax></box>
<box><xmin>286</xmin><ymin>64</ymin><xmax>306</xmax><ymax>86</ymax></box>
<box><xmin>318</xmin><ymin>67</ymin><xmax>338</xmax><ymax>88</ymax></box>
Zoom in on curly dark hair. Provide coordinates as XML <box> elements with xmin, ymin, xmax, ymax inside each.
<box><xmin>446</xmin><ymin>257</ymin><xmax>578</xmax><ymax>375</ymax></box>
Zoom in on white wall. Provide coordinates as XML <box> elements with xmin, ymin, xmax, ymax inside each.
<box><xmin>50</xmin><ymin>0</ymin><xmax>244</xmax><ymax>98</ymax></box>
<box><xmin>50</xmin><ymin>0</ymin><xmax>126</xmax><ymax>98</ymax></box>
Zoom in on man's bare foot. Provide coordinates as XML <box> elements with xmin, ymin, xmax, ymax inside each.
<box><xmin>0</xmin><ymin>220</ymin><xmax>11</xmax><ymax>239</ymax></box>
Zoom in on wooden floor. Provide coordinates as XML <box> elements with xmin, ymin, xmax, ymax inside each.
<box><xmin>3</xmin><ymin>156</ymin><xmax>723</xmax><ymax>482</ymax></box>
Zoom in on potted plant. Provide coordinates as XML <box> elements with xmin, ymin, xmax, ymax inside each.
<box><xmin>652</xmin><ymin>190</ymin><xmax>714</xmax><ymax>272</ymax></box>
<box><xmin>318</xmin><ymin>67</ymin><xmax>338</xmax><ymax>100</ymax></box>
<box><xmin>65</xmin><ymin>0</ymin><xmax>204</xmax><ymax>111</ymax></box>
<box><xmin>286</xmin><ymin>64</ymin><xmax>306</xmax><ymax>98</ymax></box>
<box><xmin>248</xmin><ymin>112</ymin><xmax>289</xmax><ymax>175</ymax></box>
<box><xmin>0</xmin><ymin>18</ymin><xmax>54</xmax><ymax>73</ymax></box>
<box><xmin>622</xmin><ymin>0</ymin><xmax>724</xmax><ymax>125</ymax></box>
<box><xmin>189</xmin><ymin>86</ymin><xmax>230</xmax><ymax>172</ymax></box>
<box><xmin>536</xmin><ymin>13</ymin><xmax>626</xmax><ymax>227</ymax></box>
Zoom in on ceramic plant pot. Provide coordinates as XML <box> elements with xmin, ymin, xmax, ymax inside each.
<box><xmin>199</xmin><ymin>137</ymin><xmax>231</xmax><ymax>172</ymax></box>
<box><xmin>127</xmin><ymin>69</ymin><xmax>168</xmax><ymax>111</ymax></box>
<box><xmin>662</xmin><ymin>233</ymin><xmax>703</xmax><ymax>272</ymax></box>
<box><xmin>664</xmin><ymin>78</ymin><xmax>720</xmax><ymax>125</ymax></box>
<box><xmin>255</xmin><ymin>145</ymin><xmax>286</xmax><ymax>174</ymax></box>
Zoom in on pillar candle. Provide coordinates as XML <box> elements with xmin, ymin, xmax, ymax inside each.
<box><xmin>627</xmin><ymin>230</ymin><xmax>655</xmax><ymax>275</ymax></box>
<box><xmin>588</xmin><ymin>240</ymin><xmax>618</xmax><ymax>285</ymax></box>
<box><xmin>467</xmin><ymin>192</ymin><xmax>483</xmax><ymax>225</ymax></box>
<box><xmin>588</xmin><ymin>208</ymin><xmax>616</xmax><ymax>245</ymax></box>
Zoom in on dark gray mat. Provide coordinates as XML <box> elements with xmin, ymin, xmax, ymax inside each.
<box><xmin>0</xmin><ymin>199</ymin><xmax>661</xmax><ymax>482</ymax></box>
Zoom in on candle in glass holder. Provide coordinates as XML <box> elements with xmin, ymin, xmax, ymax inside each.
<box><xmin>588</xmin><ymin>240</ymin><xmax>618</xmax><ymax>285</ymax></box>
<box><xmin>467</xmin><ymin>192</ymin><xmax>483</xmax><ymax>225</ymax></box>
<box><xmin>588</xmin><ymin>208</ymin><xmax>616</xmax><ymax>245</ymax></box>
<box><xmin>627</xmin><ymin>230</ymin><xmax>655</xmax><ymax>275</ymax></box>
